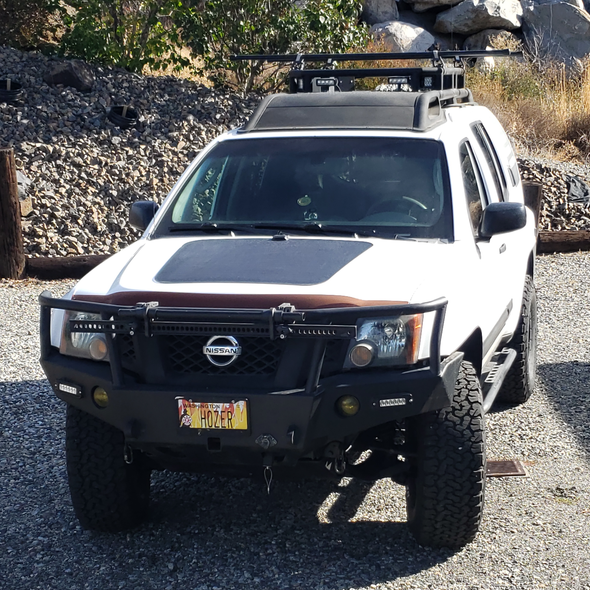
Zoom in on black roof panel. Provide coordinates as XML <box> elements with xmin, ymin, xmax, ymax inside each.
<box><xmin>242</xmin><ymin>90</ymin><xmax>471</xmax><ymax>133</ymax></box>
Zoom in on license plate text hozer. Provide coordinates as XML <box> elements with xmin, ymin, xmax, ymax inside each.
<box><xmin>177</xmin><ymin>399</ymin><xmax>248</xmax><ymax>430</ymax></box>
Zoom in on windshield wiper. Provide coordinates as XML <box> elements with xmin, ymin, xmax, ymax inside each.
<box><xmin>252</xmin><ymin>222</ymin><xmax>414</xmax><ymax>239</ymax></box>
<box><xmin>168</xmin><ymin>221</ymin><xmax>415</xmax><ymax>240</ymax></box>
<box><xmin>168</xmin><ymin>222</ymin><xmax>249</xmax><ymax>233</ymax></box>
<box><xmin>252</xmin><ymin>222</ymin><xmax>363</xmax><ymax>236</ymax></box>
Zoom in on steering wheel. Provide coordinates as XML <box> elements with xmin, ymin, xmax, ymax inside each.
<box><xmin>365</xmin><ymin>195</ymin><xmax>429</xmax><ymax>221</ymax></box>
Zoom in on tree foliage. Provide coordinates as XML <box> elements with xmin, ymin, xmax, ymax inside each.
<box><xmin>60</xmin><ymin>0</ymin><xmax>189</xmax><ymax>73</ymax></box>
<box><xmin>181</xmin><ymin>0</ymin><xmax>368</xmax><ymax>93</ymax></box>
<box><xmin>302</xmin><ymin>1</ymin><xmax>367</xmax><ymax>54</ymax></box>
<box><xmin>181</xmin><ymin>0</ymin><xmax>303</xmax><ymax>93</ymax></box>
<box><xmin>7</xmin><ymin>0</ymin><xmax>368</xmax><ymax>86</ymax></box>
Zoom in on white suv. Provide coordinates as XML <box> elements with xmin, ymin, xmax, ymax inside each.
<box><xmin>39</xmin><ymin>50</ymin><xmax>537</xmax><ymax>548</ymax></box>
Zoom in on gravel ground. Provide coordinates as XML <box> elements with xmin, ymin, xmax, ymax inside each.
<box><xmin>1</xmin><ymin>254</ymin><xmax>589</xmax><ymax>589</ymax></box>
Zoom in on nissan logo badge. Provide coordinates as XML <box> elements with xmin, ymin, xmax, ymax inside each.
<box><xmin>203</xmin><ymin>335</ymin><xmax>242</xmax><ymax>367</ymax></box>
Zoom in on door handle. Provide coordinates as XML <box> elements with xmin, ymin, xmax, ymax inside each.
<box><xmin>499</xmin><ymin>243</ymin><xmax>506</xmax><ymax>254</ymax></box>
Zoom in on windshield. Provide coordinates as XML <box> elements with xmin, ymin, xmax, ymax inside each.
<box><xmin>154</xmin><ymin>136</ymin><xmax>453</xmax><ymax>240</ymax></box>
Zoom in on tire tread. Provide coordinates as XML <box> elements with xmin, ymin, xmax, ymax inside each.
<box><xmin>407</xmin><ymin>361</ymin><xmax>486</xmax><ymax>548</ymax></box>
<box><xmin>497</xmin><ymin>275</ymin><xmax>536</xmax><ymax>405</ymax></box>
<box><xmin>66</xmin><ymin>406</ymin><xmax>150</xmax><ymax>532</ymax></box>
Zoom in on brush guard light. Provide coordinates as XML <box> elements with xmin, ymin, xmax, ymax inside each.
<box><xmin>92</xmin><ymin>386</ymin><xmax>109</xmax><ymax>408</ymax></box>
<box><xmin>337</xmin><ymin>395</ymin><xmax>360</xmax><ymax>417</ymax></box>
<box><xmin>349</xmin><ymin>342</ymin><xmax>376</xmax><ymax>367</ymax></box>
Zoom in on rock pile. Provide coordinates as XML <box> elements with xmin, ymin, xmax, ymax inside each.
<box><xmin>519</xmin><ymin>157</ymin><xmax>590</xmax><ymax>231</ymax></box>
<box><xmin>0</xmin><ymin>46</ymin><xmax>260</xmax><ymax>257</ymax></box>
<box><xmin>1</xmin><ymin>46</ymin><xmax>589</xmax><ymax>258</ymax></box>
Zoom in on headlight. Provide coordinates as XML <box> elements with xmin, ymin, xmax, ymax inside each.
<box><xmin>345</xmin><ymin>314</ymin><xmax>422</xmax><ymax>368</ymax></box>
<box><xmin>60</xmin><ymin>312</ymin><xmax>110</xmax><ymax>362</ymax></box>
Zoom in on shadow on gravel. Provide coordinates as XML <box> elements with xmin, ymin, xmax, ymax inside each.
<box><xmin>537</xmin><ymin>361</ymin><xmax>590</xmax><ymax>457</ymax></box>
<box><xmin>0</xmin><ymin>379</ymin><xmax>454</xmax><ymax>589</ymax></box>
<box><xmin>489</xmin><ymin>361</ymin><xmax>590</xmax><ymax>457</ymax></box>
<box><xmin>141</xmin><ymin>472</ymin><xmax>454</xmax><ymax>588</ymax></box>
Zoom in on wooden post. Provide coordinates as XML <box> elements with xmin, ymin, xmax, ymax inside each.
<box><xmin>0</xmin><ymin>148</ymin><xmax>25</xmax><ymax>279</ymax></box>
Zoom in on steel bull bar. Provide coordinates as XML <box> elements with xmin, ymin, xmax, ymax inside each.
<box><xmin>39</xmin><ymin>292</ymin><xmax>448</xmax><ymax>392</ymax></box>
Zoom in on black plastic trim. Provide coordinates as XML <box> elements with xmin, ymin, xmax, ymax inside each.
<box><xmin>242</xmin><ymin>90</ymin><xmax>473</xmax><ymax>133</ymax></box>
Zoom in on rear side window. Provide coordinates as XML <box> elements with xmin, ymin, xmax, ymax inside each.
<box><xmin>472</xmin><ymin>122</ymin><xmax>507</xmax><ymax>200</ymax></box>
<box><xmin>459</xmin><ymin>141</ymin><xmax>487</xmax><ymax>234</ymax></box>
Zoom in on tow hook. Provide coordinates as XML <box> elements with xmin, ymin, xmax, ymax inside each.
<box><xmin>324</xmin><ymin>441</ymin><xmax>346</xmax><ymax>475</ymax></box>
<box><xmin>123</xmin><ymin>443</ymin><xmax>134</xmax><ymax>465</ymax></box>
<box><xmin>262</xmin><ymin>453</ymin><xmax>273</xmax><ymax>495</ymax></box>
<box><xmin>257</xmin><ymin>436</ymin><xmax>277</xmax><ymax>494</ymax></box>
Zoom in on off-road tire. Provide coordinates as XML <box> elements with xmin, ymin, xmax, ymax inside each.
<box><xmin>66</xmin><ymin>405</ymin><xmax>151</xmax><ymax>532</ymax></box>
<box><xmin>405</xmin><ymin>361</ymin><xmax>486</xmax><ymax>548</ymax></box>
<box><xmin>497</xmin><ymin>275</ymin><xmax>537</xmax><ymax>405</ymax></box>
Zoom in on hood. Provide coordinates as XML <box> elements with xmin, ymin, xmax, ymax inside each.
<box><xmin>72</xmin><ymin>235</ymin><xmax>463</xmax><ymax>309</ymax></box>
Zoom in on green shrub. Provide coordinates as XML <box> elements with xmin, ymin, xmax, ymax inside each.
<box><xmin>181</xmin><ymin>0</ymin><xmax>303</xmax><ymax>93</ymax></box>
<box><xmin>181</xmin><ymin>0</ymin><xmax>368</xmax><ymax>93</ymax></box>
<box><xmin>60</xmin><ymin>0</ymin><xmax>189</xmax><ymax>73</ymax></box>
<box><xmin>301</xmin><ymin>1</ymin><xmax>367</xmax><ymax>54</ymax></box>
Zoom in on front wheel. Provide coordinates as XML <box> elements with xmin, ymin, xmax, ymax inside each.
<box><xmin>66</xmin><ymin>406</ymin><xmax>151</xmax><ymax>532</ymax></box>
<box><xmin>405</xmin><ymin>361</ymin><xmax>486</xmax><ymax>548</ymax></box>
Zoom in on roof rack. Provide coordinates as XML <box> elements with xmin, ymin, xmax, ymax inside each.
<box><xmin>231</xmin><ymin>50</ymin><xmax>521</xmax><ymax>94</ymax></box>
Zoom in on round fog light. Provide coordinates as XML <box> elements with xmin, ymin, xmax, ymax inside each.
<box><xmin>89</xmin><ymin>337</ymin><xmax>108</xmax><ymax>361</ymax></box>
<box><xmin>337</xmin><ymin>395</ymin><xmax>360</xmax><ymax>417</ymax></box>
<box><xmin>92</xmin><ymin>386</ymin><xmax>109</xmax><ymax>408</ymax></box>
<box><xmin>349</xmin><ymin>342</ymin><xmax>375</xmax><ymax>367</ymax></box>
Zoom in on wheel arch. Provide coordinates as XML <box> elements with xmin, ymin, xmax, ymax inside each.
<box><xmin>526</xmin><ymin>249</ymin><xmax>535</xmax><ymax>278</ymax></box>
<box><xmin>457</xmin><ymin>328</ymin><xmax>483</xmax><ymax>376</ymax></box>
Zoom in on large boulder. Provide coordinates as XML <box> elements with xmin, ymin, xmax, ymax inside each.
<box><xmin>370</xmin><ymin>20</ymin><xmax>436</xmax><ymax>52</ymax></box>
<box><xmin>43</xmin><ymin>60</ymin><xmax>95</xmax><ymax>93</ymax></box>
<box><xmin>362</xmin><ymin>0</ymin><xmax>399</xmax><ymax>25</ymax></box>
<box><xmin>404</xmin><ymin>0</ymin><xmax>464</xmax><ymax>13</ymax></box>
<box><xmin>523</xmin><ymin>2</ymin><xmax>590</xmax><ymax>66</ymax></box>
<box><xmin>434</xmin><ymin>0</ymin><xmax>523</xmax><ymax>35</ymax></box>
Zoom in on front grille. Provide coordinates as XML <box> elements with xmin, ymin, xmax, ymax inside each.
<box><xmin>118</xmin><ymin>334</ymin><xmax>136</xmax><ymax>362</ymax></box>
<box><xmin>164</xmin><ymin>335</ymin><xmax>285</xmax><ymax>375</ymax></box>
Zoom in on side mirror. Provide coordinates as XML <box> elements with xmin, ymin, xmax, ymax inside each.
<box><xmin>480</xmin><ymin>202</ymin><xmax>526</xmax><ymax>239</ymax></box>
<box><xmin>129</xmin><ymin>201</ymin><xmax>159</xmax><ymax>231</ymax></box>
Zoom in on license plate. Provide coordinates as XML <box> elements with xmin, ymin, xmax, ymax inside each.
<box><xmin>177</xmin><ymin>398</ymin><xmax>248</xmax><ymax>430</ymax></box>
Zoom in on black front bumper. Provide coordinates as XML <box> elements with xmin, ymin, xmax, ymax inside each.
<box><xmin>39</xmin><ymin>292</ymin><xmax>460</xmax><ymax>473</ymax></box>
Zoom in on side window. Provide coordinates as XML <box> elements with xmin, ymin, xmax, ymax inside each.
<box><xmin>459</xmin><ymin>141</ymin><xmax>486</xmax><ymax>234</ymax></box>
<box><xmin>472</xmin><ymin>122</ymin><xmax>507</xmax><ymax>200</ymax></box>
